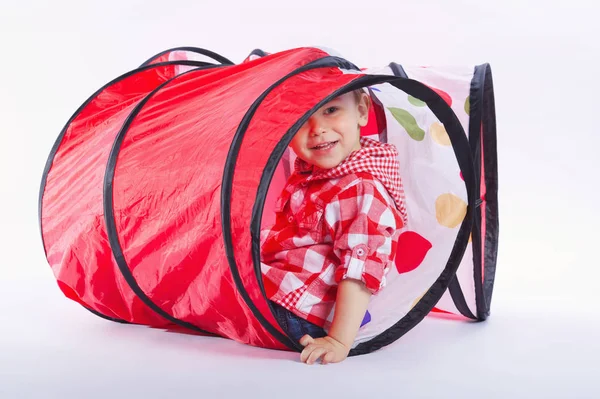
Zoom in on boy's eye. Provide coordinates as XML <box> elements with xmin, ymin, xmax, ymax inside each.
<box><xmin>324</xmin><ymin>106</ymin><xmax>338</xmax><ymax>115</ymax></box>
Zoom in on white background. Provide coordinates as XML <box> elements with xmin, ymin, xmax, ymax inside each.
<box><xmin>1</xmin><ymin>0</ymin><xmax>599</xmax><ymax>398</ymax></box>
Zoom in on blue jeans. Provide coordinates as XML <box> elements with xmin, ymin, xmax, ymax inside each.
<box><xmin>271</xmin><ymin>303</ymin><xmax>327</xmax><ymax>342</ymax></box>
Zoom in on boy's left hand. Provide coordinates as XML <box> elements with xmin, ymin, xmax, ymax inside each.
<box><xmin>299</xmin><ymin>335</ymin><xmax>350</xmax><ymax>365</ymax></box>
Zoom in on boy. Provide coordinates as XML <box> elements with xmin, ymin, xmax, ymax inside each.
<box><xmin>261</xmin><ymin>89</ymin><xmax>407</xmax><ymax>365</ymax></box>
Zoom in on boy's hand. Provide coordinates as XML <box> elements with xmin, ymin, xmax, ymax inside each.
<box><xmin>299</xmin><ymin>334</ymin><xmax>350</xmax><ymax>365</ymax></box>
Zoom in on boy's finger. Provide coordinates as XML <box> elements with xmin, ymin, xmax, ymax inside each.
<box><xmin>300</xmin><ymin>346</ymin><xmax>315</xmax><ymax>363</ymax></box>
<box><xmin>307</xmin><ymin>347</ymin><xmax>327</xmax><ymax>365</ymax></box>
<box><xmin>299</xmin><ymin>334</ymin><xmax>314</xmax><ymax>347</ymax></box>
<box><xmin>321</xmin><ymin>351</ymin><xmax>335</xmax><ymax>365</ymax></box>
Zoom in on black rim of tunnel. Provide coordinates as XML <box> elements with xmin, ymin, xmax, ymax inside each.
<box><xmin>388</xmin><ymin>62</ymin><xmax>408</xmax><ymax>78</ymax></box>
<box><xmin>482</xmin><ymin>64</ymin><xmax>498</xmax><ymax>317</ymax></box>
<box><xmin>104</xmin><ymin>63</ymin><xmax>230</xmax><ymax>335</ymax></box>
<box><xmin>246</xmin><ymin>48</ymin><xmax>269</xmax><ymax>59</ymax></box>
<box><xmin>140</xmin><ymin>46</ymin><xmax>235</xmax><ymax>67</ymax></box>
<box><xmin>469</xmin><ymin>64</ymin><xmax>485</xmax><ymax>320</ymax></box>
<box><xmin>222</xmin><ymin>56</ymin><xmax>362</xmax><ymax>351</ymax></box>
<box><xmin>222</xmin><ymin>58</ymin><xmax>476</xmax><ymax>354</ymax></box>
<box><xmin>84</xmin><ymin>306</ymin><xmax>131</xmax><ymax>324</ymax></box>
<box><xmin>39</xmin><ymin>60</ymin><xmax>217</xmax><ymax>325</ymax></box>
<box><xmin>263</xmin><ymin>76</ymin><xmax>475</xmax><ymax>355</ymax></box>
<box><xmin>469</xmin><ymin>63</ymin><xmax>498</xmax><ymax>320</ymax></box>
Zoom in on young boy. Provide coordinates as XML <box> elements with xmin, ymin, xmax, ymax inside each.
<box><xmin>261</xmin><ymin>89</ymin><xmax>407</xmax><ymax>365</ymax></box>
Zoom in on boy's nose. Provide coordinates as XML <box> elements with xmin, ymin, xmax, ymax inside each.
<box><xmin>308</xmin><ymin>117</ymin><xmax>325</xmax><ymax>137</ymax></box>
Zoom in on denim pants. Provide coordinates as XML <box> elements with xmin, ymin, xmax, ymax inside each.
<box><xmin>271</xmin><ymin>302</ymin><xmax>327</xmax><ymax>342</ymax></box>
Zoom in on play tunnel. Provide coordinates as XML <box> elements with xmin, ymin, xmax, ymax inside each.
<box><xmin>39</xmin><ymin>46</ymin><xmax>498</xmax><ymax>355</ymax></box>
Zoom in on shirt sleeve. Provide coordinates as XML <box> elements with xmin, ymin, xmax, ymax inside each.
<box><xmin>323</xmin><ymin>180</ymin><xmax>399</xmax><ymax>294</ymax></box>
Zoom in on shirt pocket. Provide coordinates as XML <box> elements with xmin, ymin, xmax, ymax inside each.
<box><xmin>296</xmin><ymin>208</ymin><xmax>325</xmax><ymax>242</ymax></box>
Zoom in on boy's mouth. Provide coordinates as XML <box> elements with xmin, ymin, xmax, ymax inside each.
<box><xmin>309</xmin><ymin>141</ymin><xmax>339</xmax><ymax>151</ymax></box>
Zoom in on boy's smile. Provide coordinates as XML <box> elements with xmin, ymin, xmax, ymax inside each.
<box><xmin>309</xmin><ymin>140</ymin><xmax>338</xmax><ymax>151</ymax></box>
<box><xmin>290</xmin><ymin>91</ymin><xmax>370</xmax><ymax>170</ymax></box>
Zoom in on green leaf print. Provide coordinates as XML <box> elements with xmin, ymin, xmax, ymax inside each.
<box><xmin>408</xmin><ymin>95</ymin><xmax>426</xmax><ymax>107</ymax></box>
<box><xmin>388</xmin><ymin>107</ymin><xmax>425</xmax><ymax>141</ymax></box>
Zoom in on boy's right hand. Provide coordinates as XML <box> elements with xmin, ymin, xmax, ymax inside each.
<box><xmin>299</xmin><ymin>334</ymin><xmax>350</xmax><ymax>365</ymax></box>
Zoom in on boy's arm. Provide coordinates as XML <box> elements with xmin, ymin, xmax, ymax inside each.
<box><xmin>299</xmin><ymin>279</ymin><xmax>370</xmax><ymax>364</ymax></box>
<box><xmin>300</xmin><ymin>180</ymin><xmax>398</xmax><ymax>364</ymax></box>
<box><xmin>329</xmin><ymin>278</ymin><xmax>371</xmax><ymax>349</ymax></box>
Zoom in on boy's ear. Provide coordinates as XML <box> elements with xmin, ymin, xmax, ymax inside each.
<box><xmin>358</xmin><ymin>93</ymin><xmax>371</xmax><ymax>127</ymax></box>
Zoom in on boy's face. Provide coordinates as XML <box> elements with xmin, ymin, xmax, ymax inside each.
<box><xmin>290</xmin><ymin>92</ymin><xmax>370</xmax><ymax>170</ymax></box>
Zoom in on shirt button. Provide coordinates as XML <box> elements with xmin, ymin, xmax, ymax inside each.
<box><xmin>288</xmin><ymin>216</ymin><xmax>294</xmax><ymax>223</ymax></box>
<box><xmin>356</xmin><ymin>248</ymin><xmax>365</xmax><ymax>257</ymax></box>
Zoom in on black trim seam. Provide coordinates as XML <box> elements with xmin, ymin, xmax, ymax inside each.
<box><xmin>224</xmin><ymin>60</ymin><xmax>476</xmax><ymax>354</ymax></box>
<box><xmin>39</xmin><ymin>60</ymin><xmax>213</xmax><ymax>325</ymax></box>
<box><xmin>104</xmin><ymin>64</ymin><xmax>227</xmax><ymax>336</ymax></box>
<box><xmin>140</xmin><ymin>47</ymin><xmax>234</xmax><ymax>67</ymax></box>
<box><xmin>222</xmin><ymin>56</ymin><xmax>361</xmax><ymax>352</ymax></box>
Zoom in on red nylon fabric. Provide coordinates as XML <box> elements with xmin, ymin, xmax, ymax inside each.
<box><xmin>108</xmin><ymin>48</ymin><xmax>340</xmax><ymax>349</ymax></box>
<box><xmin>228</xmin><ymin>68</ymin><xmax>361</xmax><ymax>343</ymax></box>
<box><xmin>41</xmin><ymin>64</ymin><xmax>197</xmax><ymax>326</ymax></box>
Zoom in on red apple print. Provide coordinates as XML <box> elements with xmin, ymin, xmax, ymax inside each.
<box><xmin>425</xmin><ymin>84</ymin><xmax>452</xmax><ymax>107</ymax></box>
<box><xmin>395</xmin><ymin>231</ymin><xmax>433</xmax><ymax>274</ymax></box>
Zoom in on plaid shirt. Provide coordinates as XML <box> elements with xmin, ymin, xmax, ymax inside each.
<box><xmin>261</xmin><ymin>138</ymin><xmax>407</xmax><ymax>327</ymax></box>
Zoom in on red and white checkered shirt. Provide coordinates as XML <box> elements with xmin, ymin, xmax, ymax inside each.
<box><xmin>260</xmin><ymin>138</ymin><xmax>407</xmax><ymax>328</ymax></box>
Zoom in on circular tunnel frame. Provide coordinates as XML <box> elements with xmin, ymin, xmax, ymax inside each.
<box><xmin>39</xmin><ymin>60</ymin><xmax>222</xmax><ymax>326</ymax></box>
<box><xmin>222</xmin><ymin>57</ymin><xmax>478</xmax><ymax>355</ymax></box>
<box><xmin>103</xmin><ymin>63</ymin><xmax>231</xmax><ymax>335</ymax></box>
<box><xmin>140</xmin><ymin>46</ymin><xmax>235</xmax><ymax>67</ymax></box>
<box><xmin>387</xmin><ymin>63</ymin><xmax>476</xmax><ymax>320</ymax></box>
<box><xmin>390</xmin><ymin>63</ymin><xmax>499</xmax><ymax>322</ymax></box>
<box><xmin>469</xmin><ymin>63</ymin><xmax>498</xmax><ymax>320</ymax></box>
<box><xmin>222</xmin><ymin>56</ymin><xmax>361</xmax><ymax>351</ymax></box>
<box><xmin>246</xmin><ymin>48</ymin><xmax>269</xmax><ymax>59</ymax></box>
